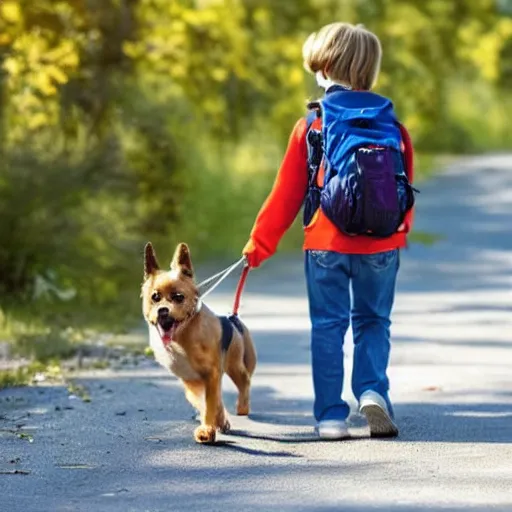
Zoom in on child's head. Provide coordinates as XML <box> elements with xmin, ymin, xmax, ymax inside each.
<box><xmin>302</xmin><ymin>22</ymin><xmax>382</xmax><ymax>91</ymax></box>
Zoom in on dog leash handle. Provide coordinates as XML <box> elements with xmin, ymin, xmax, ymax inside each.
<box><xmin>232</xmin><ymin>261</ymin><xmax>250</xmax><ymax>317</ymax></box>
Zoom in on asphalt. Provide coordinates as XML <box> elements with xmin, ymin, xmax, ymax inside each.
<box><xmin>1</xmin><ymin>155</ymin><xmax>512</xmax><ymax>512</ymax></box>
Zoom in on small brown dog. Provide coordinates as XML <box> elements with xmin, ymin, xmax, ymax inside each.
<box><xmin>141</xmin><ymin>242</ymin><xmax>257</xmax><ymax>444</ymax></box>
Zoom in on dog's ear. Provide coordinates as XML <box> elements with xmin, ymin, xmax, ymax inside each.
<box><xmin>144</xmin><ymin>242</ymin><xmax>160</xmax><ymax>279</ymax></box>
<box><xmin>171</xmin><ymin>243</ymin><xmax>194</xmax><ymax>278</ymax></box>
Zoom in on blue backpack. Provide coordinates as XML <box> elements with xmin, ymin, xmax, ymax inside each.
<box><xmin>303</xmin><ymin>85</ymin><xmax>418</xmax><ymax>238</ymax></box>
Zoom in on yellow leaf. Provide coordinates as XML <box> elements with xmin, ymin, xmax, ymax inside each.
<box><xmin>123</xmin><ymin>41</ymin><xmax>141</xmax><ymax>59</ymax></box>
<box><xmin>13</xmin><ymin>92</ymin><xmax>41</xmax><ymax>112</ymax></box>
<box><xmin>27</xmin><ymin>112</ymin><xmax>49</xmax><ymax>130</ymax></box>
<box><xmin>33</xmin><ymin>73</ymin><xmax>58</xmax><ymax>95</ymax></box>
<box><xmin>253</xmin><ymin>7</ymin><xmax>270</xmax><ymax>25</ymax></box>
<box><xmin>44</xmin><ymin>40</ymin><xmax>79</xmax><ymax>67</ymax></box>
<box><xmin>3</xmin><ymin>56</ymin><xmax>20</xmax><ymax>76</ymax></box>
<box><xmin>46</xmin><ymin>64</ymin><xmax>69</xmax><ymax>84</ymax></box>
<box><xmin>289</xmin><ymin>67</ymin><xmax>303</xmax><ymax>86</ymax></box>
<box><xmin>61</xmin><ymin>53</ymin><xmax>79</xmax><ymax>69</ymax></box>
<box><xmin>211</xmin><ymin>67</ymin><xmax>227</xmax><ymax>82</ymax></box>
<box><xmin>1</xmin><ymin>1</ymin><xmax>21</xmax><ymax>23</ymax></box>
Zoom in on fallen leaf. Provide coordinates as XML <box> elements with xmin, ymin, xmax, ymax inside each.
<box><xmin>423</xmin><ymin>386</ymin><xmax>441</xmax><ymax>392</ymax></box>
<box><xmin>67</xmin><ymin>382</ymin><xmax>91</xmax><ymax>402</ymax></box>
<box><xmin>17</xmin><ymin>433</ymin><xmax>34</xmax><ymax>443</ymax></box>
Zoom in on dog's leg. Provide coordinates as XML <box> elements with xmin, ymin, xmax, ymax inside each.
<box><xmin>227</xmin><ymin>364</ymin><xmax>251</xmax><ymax>416</ymax></box>
<box><xmin>183</xmin><ymin>380</ymin><xmax>204</xmax><ymax>419</ymax></box>
<box><xmin>241</xmin><ymin>329</ymin><xmax>257</xmax><ymax>377</ymax></box>
<box><xmin>194</xmin><ymin>371</ymin><xmax>229</xmax><ymax>443</ymax></box>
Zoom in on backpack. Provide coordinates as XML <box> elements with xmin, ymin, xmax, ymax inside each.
<box><xmin>303</xmin><ymin>85</ymin><xmax>418</xmax><ymax>238</ymax></box>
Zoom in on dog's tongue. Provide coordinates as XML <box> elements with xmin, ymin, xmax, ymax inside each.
<box><xmin>158</xmin><ymin>324</ymin><xmax>176</xmax><ymax>346</ymax></box>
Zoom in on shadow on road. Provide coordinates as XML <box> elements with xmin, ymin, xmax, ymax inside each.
<box><xmin>234</xmin><ymin>383</ymin><xmax>512</xmax><ymax>445</ymax></box>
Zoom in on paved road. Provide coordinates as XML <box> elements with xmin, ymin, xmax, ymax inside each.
<box><xmin>1</xmin><ymin>156</ymin><xmax>512</xmax><ymax>512</ymax></box>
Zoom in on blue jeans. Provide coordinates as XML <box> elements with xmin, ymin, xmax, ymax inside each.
<box><xmin>305</xmin><ymin>249</ymin><xmax>399</xmax><ymax>422</ymax></box>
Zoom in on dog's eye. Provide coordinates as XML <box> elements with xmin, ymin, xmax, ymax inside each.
<box><xmin>171</xmin><ymin>293</ymin><xmax>185</xmax><ymax>304</ymax></box>
<box><xmin>151</xmin><ymin>291</ymin><xmax>162</xmax><ymax>303</ymax></box>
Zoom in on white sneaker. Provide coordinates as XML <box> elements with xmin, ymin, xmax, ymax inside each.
<box><xmin>359</xmin><ymin>390</ymin><xmax>399</xmax><ymax>438</ymax></box>
<box><xmin>315</xmin><ymin>420</ymin><xmax>349</xmax><ymax>440</ymax></box>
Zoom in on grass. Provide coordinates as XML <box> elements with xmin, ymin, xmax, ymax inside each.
<box><xmin>0</xmin><ymin>297</ymin><xmax>141</xmax><ymax>389</ymax></box>
<box><xmin>0</xmin><ymin>361</ymin><xmax>63</xmax><ymax>389</ymax></box>
<box><xmin>0</xmin><ymin>305</ymin><xmax>135</xmax><ymax>360</ymax></box>
<box><xmin>0</xmin><ymin>357</ymin><xmax>106</xmax><ymax>405</ymax></box>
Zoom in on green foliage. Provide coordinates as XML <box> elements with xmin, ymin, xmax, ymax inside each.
<box><xmin>0</xmin><ymin>0</ymin><xmax>511</xmax><ymax>352</ymax></box>
<box><xmin>0</xmin><ymin>360</ymin><xmax>62</xmax><ymax>389</ymax></box>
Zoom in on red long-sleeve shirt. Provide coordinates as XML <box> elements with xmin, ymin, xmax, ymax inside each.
<box><xmin>243</xmin><ymin>115</ymin><xmax>415</xmax><ymax>268</ymax></box>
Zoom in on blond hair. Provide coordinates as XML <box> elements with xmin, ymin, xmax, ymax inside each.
<box><xmin>302</xmin><ymin>22</ymin><xmax>382</xmax><ymax>91</ymax></box>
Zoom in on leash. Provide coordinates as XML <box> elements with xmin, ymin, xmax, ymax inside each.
<box><xmin>232</xmin><ymin>265</ymin><xmax>249</xmax><ymax>316</ymax></box>
<box><xmin>197</xmin><ymin>257</ymin><xmax>250</xmax><ymax>315</ymax></box>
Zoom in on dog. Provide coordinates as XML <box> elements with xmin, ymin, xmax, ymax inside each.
<box><xmin>141</xmin><ymin>242</ymin><xmax>257</xmax><ymax>444</ymax></box>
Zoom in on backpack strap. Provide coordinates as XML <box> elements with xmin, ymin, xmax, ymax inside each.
<box><xmin>306</xmin><ymin>100</ymin><xmax>322</xmax><ymax>130</ymax></box>
<box><xmin>305</xmin><ymin>101</ymin><xmax>323</xmax><ymax>190</ymax></box>
<box><xmin>397</xmin><ymin>122</ymin><xmax>414</xmax><ymax>183</ymax></box>
<box><xmin>306</xmin><ymin>110</ymin><xmax>317</xmax><ymax>132</ymax></box>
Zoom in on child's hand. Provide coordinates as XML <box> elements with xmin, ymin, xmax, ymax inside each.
<box><xmin>397</xmin><ymin>223</ymin><xmax>406</xmax><ymax>232</ymax></box>
<box><xmin>242</xmin><ymin>239</ymin><xmax>262</xmax><ymax>268</ymax></box>
<box><xmin>242</xmin><ymin>239</ymin><xmax>268</xmax><ymax>268</ymax></box>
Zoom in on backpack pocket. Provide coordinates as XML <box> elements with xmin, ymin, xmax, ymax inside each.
<box><xmin>356</xmin><ymin>147</ymin><xmax>402</xmax><ymax>238</ymax></box>
<box><xmin>320</xmin><ymin>155</ymin><xmax>363</xmax><ymax>235</ymax></box>
<box><xmin>320</xmin><ymin>147</ymin><xmax>408</xmax><ymax>238</ymax></box>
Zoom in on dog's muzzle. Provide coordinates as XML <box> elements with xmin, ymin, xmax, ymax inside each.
<box><xmin>156</xmin><ymin>307</ymin><xmax>178</xmax><ymax>345</ymax></box>
<box><xmin>157</xmin><ymin>307</ymin><xmax>175</xmax><ymax>330</ymax></box>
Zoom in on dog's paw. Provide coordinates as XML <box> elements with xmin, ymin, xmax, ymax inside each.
<box><xmin>218</xmin><ymin>417</ymin><xmax>231</xmax><ymax>434</ymax></box>
<box><xmin>194</xmin><ymin>425</ymin><xmax>216</xmax><ymax>444</ymax></box>
<box><xmin>236</xmin><ymin>401</ymin><xmax>250</xmax><ymax>416</ymax></box>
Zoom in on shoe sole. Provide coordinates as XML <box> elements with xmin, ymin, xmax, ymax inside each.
<box><xmin>360</xmin><ymin>403</ymin><xmax>399</xmax><ymax>438</ymax></box>
<box><xmin>317</xmin><ymin>432</ymin><xmax>350</xmax><ymax>440</ymax></box>
<box><xmin>315</xmin><ymin>428</ymin><xmax>350</xmax><ymax>440</ymax></box>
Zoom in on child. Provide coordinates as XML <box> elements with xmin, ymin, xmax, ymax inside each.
<box><xmin>242</xmin><ymin>22</ymin><xmax>415</xmax><ymax>439</ymax></box>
